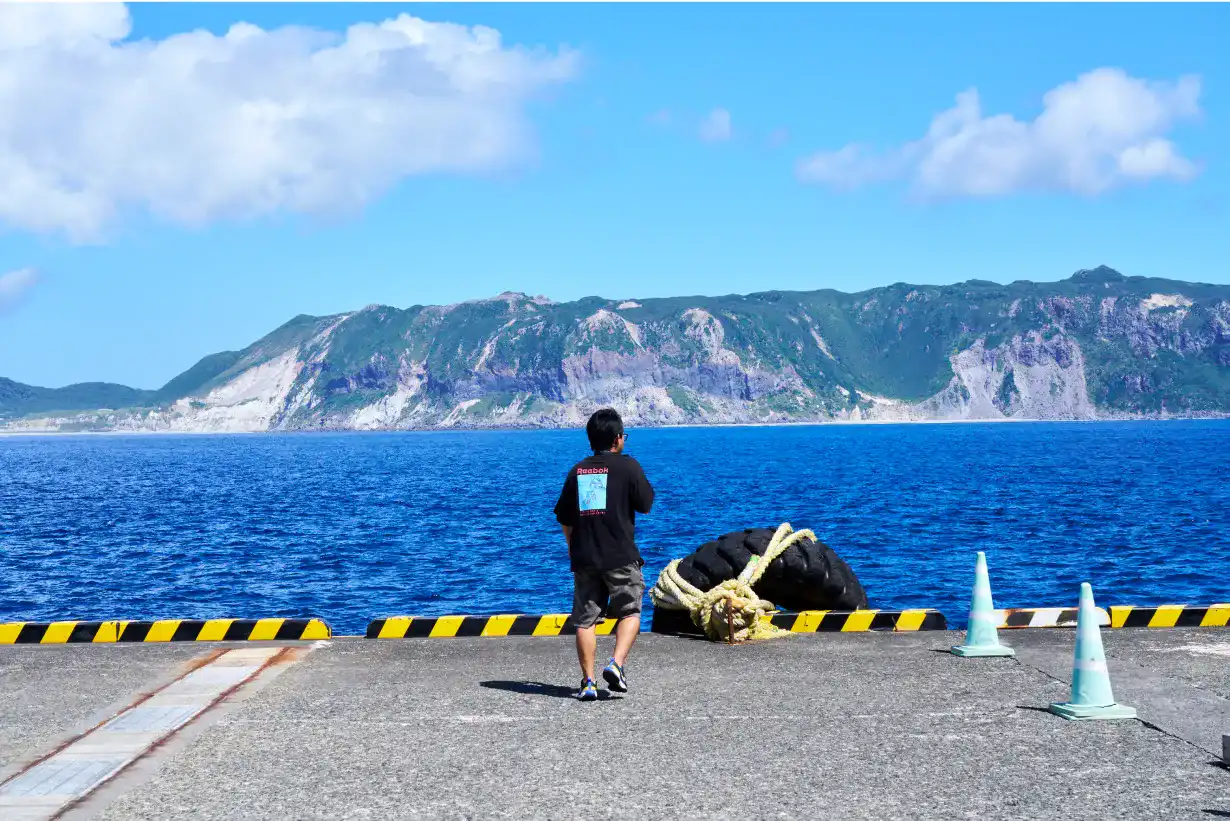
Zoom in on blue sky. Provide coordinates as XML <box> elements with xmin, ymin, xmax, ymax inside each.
<box><xmin>1</xmin><ymin>2</ymin><xmax>1227</xmax><ymax>389</ymax></box>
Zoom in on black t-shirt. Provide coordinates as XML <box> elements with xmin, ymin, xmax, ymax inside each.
<box><xmin>554</xmin><ymin>451</ymin><xmax>655</xmax><ymax>572</ymax></box>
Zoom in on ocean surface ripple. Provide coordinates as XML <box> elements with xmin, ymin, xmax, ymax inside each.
<box><xmin>2</xmin><ymin>422</ymin><xmax>1227</xmax><ymax>634</ymax></box>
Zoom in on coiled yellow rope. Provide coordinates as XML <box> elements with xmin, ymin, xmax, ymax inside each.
<box><xmin>649</xmin><ymin>523</ymin><xmax>815</xmax><ymax>643</ymax></box>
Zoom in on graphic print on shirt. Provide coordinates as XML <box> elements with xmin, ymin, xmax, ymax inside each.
<box><xmin>577</xmin><ymin>467</ymin><xmax>608</xmax><ymax>515</ymax></box>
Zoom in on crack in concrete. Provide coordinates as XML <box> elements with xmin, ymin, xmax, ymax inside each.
<box><xmin>1011</xmin><ymin>652</ymin><xmax>1228</xmax><ymax>761</ymax></box>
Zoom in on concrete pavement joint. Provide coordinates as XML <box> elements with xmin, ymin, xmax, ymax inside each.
<box><xmin>0</xmin><ymin>647</ymin><xmax>295</xmax><ymax>820</ymax></box>
<box><xmin>1009</xmin><ymin>630</ymin><xmax>1230</xmax><ymax>760</ymax></box>
<box><xmin>86</xmin><ymin>633</ymin><xmax>1230</xmax><ymax>820</ymax></box>
<box><xmin>1010</xmin><ymin>645</ymin><xmax>1208</xmax><ymax>753</ymax></box>
<box><xmin>1112</xmin><ymin>653</ymin><xmax>1230</xmax><ymax>760</ymax></box>
<box><xmin>6</xmin><ymin>631</ymin><xmax>1230</xmax><ymax>819</ymax></box>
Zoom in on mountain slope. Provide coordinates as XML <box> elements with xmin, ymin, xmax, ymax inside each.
<box><xmin>4</xmin><ymin>266</ymin><xmax>1229</xmax><ymax>432</ymax></box>
<box><xmin>0</xmin><ymin>378</ymin><xmax>154</xmax><ymax>420</ymax></box>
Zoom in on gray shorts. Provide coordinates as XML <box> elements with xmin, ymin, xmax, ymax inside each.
<box><xmin>571</xmin><ymin>563</ymin><xmax>645</xmax><ymax>628</ymax></box>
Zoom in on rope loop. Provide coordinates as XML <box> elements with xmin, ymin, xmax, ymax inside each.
<box><xmin>649</xmin><ymin>523</ymin><xmax>815</xmax><ymax>643</ymax></box>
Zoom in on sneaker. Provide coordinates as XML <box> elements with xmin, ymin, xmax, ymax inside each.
<box><xmin>602</xmin><ymin>658</ymin><xmax>627</xmax><ymax>693</ymax></box>
<box><xmin>575</xmin><ymin>677</ymin><xmax>598</xmax><ymax>701</ymax></box>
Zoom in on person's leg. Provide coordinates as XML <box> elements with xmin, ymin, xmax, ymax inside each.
<box><xmin>601</xmin><ymin>564</ymin><xmax>645</xmax><ymax>691</ymax></box>
<box><xmin>612</xmin><ymin>613</ymin><xmax>640</xmax><ymax>667</ymax></box>
<box><xmin>575</xmin><ymin>625</ymin><xmax>597</xmax><ymax>680</ymax></box>
<box><xmin>571</xmin><ymin>570</ymin><xmax>605</xmax><ymax>684</ymax></box>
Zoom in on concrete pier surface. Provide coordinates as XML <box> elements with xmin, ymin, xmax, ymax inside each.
<box><xmin>2</xmin><ymin>629</ymin><xmax>1229</xmax><ymax>820</ymax></box>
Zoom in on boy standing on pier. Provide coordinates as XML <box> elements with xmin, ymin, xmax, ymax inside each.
<box><xmin>554</xmin><ymin>408</ymin><xmax>655</xmax><ymax>701</ymax></box>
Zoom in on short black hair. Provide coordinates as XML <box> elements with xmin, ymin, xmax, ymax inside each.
<box><xmin>586</xmin><ymin>408</ymin><xmax>624</xmax><ymax>453</ymax></box>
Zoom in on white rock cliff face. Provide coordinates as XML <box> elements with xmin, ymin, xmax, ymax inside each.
<box><xmin>7</xmin><ymin>332</ymin><xmax>1103</xmax><ymax>432</ymax></box>
<box><xmin>6</xmin><ymin>277</ymin><xmax>1228</xmax><ymax>433</ymax></box>
<box><xmin>858</xmin><ymin>335</ymin><xmax>1096</xmax><ymax>422</ymax></box>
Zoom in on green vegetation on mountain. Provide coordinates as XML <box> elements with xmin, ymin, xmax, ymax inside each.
<box><xmin>3</xmin><ymin>266</ymin><xmax>1228</xmax><ymax>428</ymax></box>
<box><xmin>150</xmin><ymin>350</ymin><xmax>243</xmax><ymax>404</ymax></box>
<box><xmin>0</xmin><ymin>378</ymin><xmax>154</xmax><ymax>419</ymax></box>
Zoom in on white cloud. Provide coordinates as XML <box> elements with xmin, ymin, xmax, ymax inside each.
<box><xmin>698</xmin><ymin>108</ymin><xmax>732</xmax><ymax>142</ymax></box>
<box><xmin>0</xmin><ymin>268</ymin><xmax>40</xmax><ymax>312</ymax></box>
<box><xmin>0</xmin><ymin>3</ymin><xmax>578</xmax><ymax>242</ymax></box>
<box><xmin>797</xmin><ymin>68</ymin><xmax>1201</xmax><ymax>198</ymax></box>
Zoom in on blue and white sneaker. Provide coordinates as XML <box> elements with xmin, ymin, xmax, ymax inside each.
<box><xmin>602</xmin><ymin>658</ymin><xmax>627</xmax><ymax>693</ymax></box>
<box><xmin>575</xmin><ymin>677</ymin><xmax>598</xmax><ymax>701</ymax></box>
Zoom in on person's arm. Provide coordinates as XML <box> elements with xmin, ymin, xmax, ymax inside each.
<box><xmin>631</xmin><ymin>460</ymin><xmax>654</xmax><ymax>514</ymax></box>
<box><xmin>554</xmin><ymin>471</ymin><xmax>578</xmax><ymax>543</ymax></box>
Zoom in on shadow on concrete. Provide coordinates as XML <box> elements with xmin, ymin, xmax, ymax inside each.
<box><xmin>646</xmin><ymin>632</ymin><xmax>713</xmax><ymax>643</ymax></box>
<box><xmin>479</xmin><ymin>680</ymin><xmax>621</xmax><ymax>700</ymax></box>
<box><xmin>1200</xmin><ymin>810</ymin><xmax>1230</xmax><ymax>817</ymax></box>
<box><xmin>1016</xmin><ymin>706</ymin><xmax>1053</xmax><ymax>714</ymax></box>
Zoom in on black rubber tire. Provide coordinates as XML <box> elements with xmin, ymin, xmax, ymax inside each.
<box><xmin>673</xmin><ymin>527</ymin><xmax>868</xmax><ymax>611</ymax></box>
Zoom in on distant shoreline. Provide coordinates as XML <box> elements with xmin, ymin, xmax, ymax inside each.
<box><xmin>2</xmin><ymin>414</ymin><xmax>1227</xmax><ymax>438</ymax></box>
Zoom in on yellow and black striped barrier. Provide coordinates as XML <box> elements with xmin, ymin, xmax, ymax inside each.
<box><xmin>1109</xmin><ymin>604</ymin><xmax>1230</xmax><ymax>629</ymax></box>
<box><xmin>995</xmin><ymin>607</ymin><xmax>1110</xmax><ymax>629</ymax></box>
<box><xmin>972</xmin><ymin>605</ymin><xmax>1230</xmax><ymax>629</ymax></box>
<box><xmin>651</xmin><ymin>607</ymin><xmax>947</xmax><ymax>635</ymax></box>
<box><xmin>9</xmin><ymin>605</ymin><xmax>1226</xmax><ymax>645</ymax></box>
<box><xmin>366</xmin><ymin>614</ymin><xmax>618</xmax><ymax>639</ymax></box>
<box><xmin>764</xmin><ymin>609</ymin><xmax>946</xmax><ymax>632</ymax></box>
<box><xmin>0</xmin><ymin>618</ymin><xmax>331</xmax><ymax>645</ymax></box>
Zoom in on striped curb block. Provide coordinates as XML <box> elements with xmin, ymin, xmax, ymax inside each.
<box><xmin>0</xmin><ymin>618</ymin><xmax>331</xmax><ymax>644</ymax></box>
<box><xmin>5</xmin><ymin>605</ymin><xmax>1226</xmax><ymax>645</ymax></box>
<box><xmin>366</xmin><ymin>614</ymin><xmax>618</xmax><ymax>639</ymax></box>
<box><xmin>765</xmin><ymin>609</ymin><xmax>947</xmax><ymax>632</ymax></box>
<box><xmin>651</xmin><ymin>608</ymin><xmax>948</xmax><ymax>636</ymax></box>
<box><xmin>368</xmin><ymin>609</ymin><xmax>948</xmax><ymax>639</ymax></box>
<box><xmin>1109</xmin><ymin>604</ymin><xmax>1230</xmax><ymax>629</ymax></box>
<box><xmin>995</xmin><ymin>607</ymin><xmax>1110</xmax><ymax>629</ymax></box>
<box><xmin>991</xmin><ymin>605</ymin><xmax>1230</xmax><ymax>629</ymax></box>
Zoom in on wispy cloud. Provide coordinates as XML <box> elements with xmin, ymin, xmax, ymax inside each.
<box><xmin>698</xmin><ymin>108</ymin><xmax>732</xmax><ymax>142</ymax></box>
<box><xmin>0</xmin><ymin>3</ymin><xmax>579</xmax><ymax>243</ymax></box>
<box><xmin>0</xmin><ymin>268</ymin><xmax>40</xmax><ymax>313</ymax></box>
<box><xmin>646</xmin><ymin>109</ymin><xmax>672</xmax><ymax>126</ymax></box>
<box><xmin>797</xmin><ymin>68</ymin><xmax>1201</xmax><ymax>198</ymax></box>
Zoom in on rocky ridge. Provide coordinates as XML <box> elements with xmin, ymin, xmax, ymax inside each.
<box><xmin>3</xmin><ymin>267</ymin><xmax>1228</xmax><ymax>432</ymax></box>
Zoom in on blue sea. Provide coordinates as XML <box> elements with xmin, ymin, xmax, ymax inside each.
<box><xmin>2</xmin><ymin>422</ymin><xmax>1228</xmax><ymax>635</ymax></box>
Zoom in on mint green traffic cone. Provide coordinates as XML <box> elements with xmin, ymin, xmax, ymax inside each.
<box><xmin>1049</xmin><ymin>582</ymin><xmax>1136</xmax><ymax>720</ymax></box>
<box><xmin>951</xmin><ymin>552</ymin><xmax>1014</xmax><ymax>658</ymax></box>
